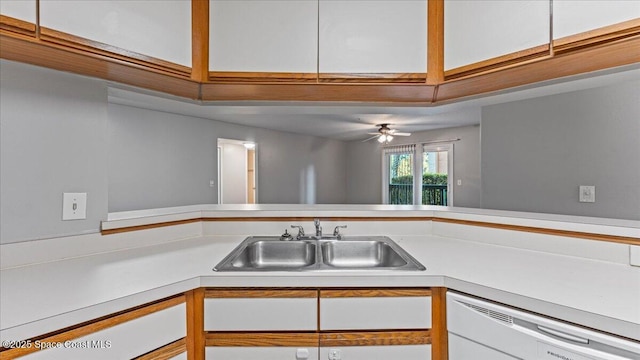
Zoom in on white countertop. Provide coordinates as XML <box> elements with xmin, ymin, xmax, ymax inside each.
<box><xmin>2</xmin><ymin>230</ymin><xmax>639</xmax><ymax>342</ymax></box>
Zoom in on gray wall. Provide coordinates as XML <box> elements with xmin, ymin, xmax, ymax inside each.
<box><xmin>1</xmin><ymin>61</ymin><xmax>349</xmax><ymax>244</ymax></box>
<box><xmin>108</xmin><ymin>104</ymin><xmax>348</xmax><ymax>211</ymax></box>
<box><xmin>346</xmin><ymin>123</ymin><xmax>482</xmax><ymax>207</ymax></box>
<box><xmin>1</xmin><ymin>61</ymin><xmax>109</xmax><ymax>244</ymax></box>
<box><xmin>481</xmin><ymin>80</ymin><xmax>640</xmax><ymax>220</ymax></box>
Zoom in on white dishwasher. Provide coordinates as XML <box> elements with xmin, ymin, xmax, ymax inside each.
<box><xmin>447</xmin><ymin>292</ymin><xmax>640</xmax><ymax>360</ymax></box>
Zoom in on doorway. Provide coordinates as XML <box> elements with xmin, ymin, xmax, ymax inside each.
<box><xmin>217</xmin><ymin>138</ymin><xmax>257</xmax><ymax>204</ymax></box>
<box><xmin>422</xmin><ymin>143</ymin><xmax>453</xmax><ymax>206</ymax></box>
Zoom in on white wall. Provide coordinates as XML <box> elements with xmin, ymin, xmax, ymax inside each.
<box><xmin>481</xmin><ymin>80</ymin><xmax>640</xmax><ymax>220</ymax></box>
<box><xmin>1</xmin><ymin>61</ymin><xmax>109</xmax><ymax>244</ymax></box>
<box><xmin>346</xmin><ymin>122</ymin><xmax>482</xmax><ymax>207</ymax></box>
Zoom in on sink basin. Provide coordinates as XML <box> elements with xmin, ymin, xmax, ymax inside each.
<box><xmin>229</xmin><ymin>240</ymin><xmax>316</xmax><ymax>270</ymax></box>
<box><xmin>214</xmin><ymin>236</ymin><xmax>425</xmax><ymax>271</ymax></box>
<box><xmin>321</xmin><ymin>241</ymin><xmax>408</xmax><ymax>268</ymax></box>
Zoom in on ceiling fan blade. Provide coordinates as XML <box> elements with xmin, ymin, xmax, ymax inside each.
<box><xmin>362</xmin><ymin>135</ymin><xmax>380</xmax><ymax>142</ymax></box>
<box><xmin>393</xmin><ymin>132</ymin><xmax>412</xmax><ymax>136</ymax></box>
<box><xmin>366</xmin><ymin>132</ymin><xmax>381</xmax><ymax>135</ymax></box>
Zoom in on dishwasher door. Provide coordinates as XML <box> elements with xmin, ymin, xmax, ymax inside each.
<box><xmin>447</xmin><ymin>292</ymin><xmax>640</xmax><ymax>360</ymax></box>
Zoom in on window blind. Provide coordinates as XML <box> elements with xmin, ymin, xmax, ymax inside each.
<box><xmin>383</xmin><ymin>144</ymin><xmax>416</xmax><ymax>154</ymax></box>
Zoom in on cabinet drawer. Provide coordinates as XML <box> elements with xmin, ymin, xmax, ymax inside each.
<box><xmin>204</xmin><ymin>290</ymin><xmax>317</xmax><ymax>331</ymax></box>
<box><xmin>320</xmin><ymin>290</ymin><xmax>431</xmax><ymax>330</ymax></box>
<box><xmin>320</xmin><ymin>345</ymin><xmax>431</xmax><ymax>360</ymax></box>
<box><xmin>206</xmin><ymin>347</ymin><xmax>319</xmax><ymax>360</ymax></box>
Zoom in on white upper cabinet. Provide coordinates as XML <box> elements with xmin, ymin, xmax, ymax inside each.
<box><xmin>39</xmin><ymin>0</ymin><xmax>192</xmax><ymax>67</ymax></box>
<box><xmin>209</xmin><ymin>0</ymin><xmax>318</xmax><ymax>72</ymax></box>
<box><xmin>318</xmin><ymin>0</ymin><xmax>427</xmax><ymax>73</ymax></box>
<box><xmin>553</xmin><ymin>0</ymin><xmax>640</xmax><ymax>39</ymax></box>
<box><xmin>444</xmin><ymin>0</ymin><xmax>549</xmax><ymax>71</ymax></box>
<box><xmin>0</xmin><ymin>0</ymin><xmax>36</xmax><ymax>23</ymax></box>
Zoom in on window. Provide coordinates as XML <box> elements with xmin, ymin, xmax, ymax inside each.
<box><xmin>383</xmin><ymin>143</ymin><xmax>453</xmax><ymax>206</ymax></box>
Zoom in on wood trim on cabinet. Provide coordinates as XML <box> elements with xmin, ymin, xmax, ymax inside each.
<box><xmin>99</xmin><ymin>215</ymin><xmax>639</xmax><ymax>245</ymax></box>
<box><xmin>433</xmin><ymin>218</ymin><xmax>640</xmax><ymax>246</ymax></box>
<box><xmin>431</xmin><ymin>287</ymin><xmax>448</xmax><ymax>360</ymax></box>
<box><xmin>0</xmin><ymin>15</ymin><xmax>36</xmax><ymax>37</ymax></box>
<box><xmin>101</xmin><ymin>218</ymin><xmax>202</xmax><ymax>235</ymax></box>
<box><xmin>199</xmin><ymin>82</ymin><xmax>436</xmax><ymax>103</ymax></box>
<box><xmin>444</xmin><ymin>44</ymin><xmax>551</xmax><ymax>80</ymax></box>
<box><xmin>210</xmin><ymin>71</ymin><xmax>318</xmax><ymax>83</ymax></box>
<box><xmin>320</xmin><ymin>330</ymin><xmax>431</xmax><ymax>347</ymax></box>
<box><xmin>134</xmin><ymin>338</ymin><xmax>187</xmax><ymax>360</ymax></box>
<box><xmin>38</xmin><ymin>27</ymin><xmax>191</xmax><ymax>78</ymax></box>
<box><xmin>186</xmin><ymin>288</ymin><xmax>205</xmax><ymax>360</ymax></box>
<box><xmin>318</xmin><ymin>73</ymin><xmax>427</xmax><ymax>83</ymax></box>
<box><xmin>553</xmin><ymin>18</ymin><xmax>640</xmax><ymax>54</ymax></box>
<box><xmin>205</xmin><ymin>332</ymin><xmax>319</xmax><ymax>347</ymax></box>
<box><xmin>0</xmin><ymin>295</ymin><xmax>185</xmax><ymax>359</ymax></box>
<box><xmin>320</xmin><ymin>289</ymin><xmax>432</xmax><ymax>298</ymax></box>
<box><xmin>205</xmin><ymin>288</ymin><xmax>318</xmax><ymax>299</ymax></box>
<box><xmin>426</xmin><ymin>0</ymin><xmax>444</xmax><ymax>85</ymax></box>
<box><xmin>0</xmin><ymin>34</ymin><xmax>200</xmax><ymax>99</ymax></box>
<box><xmin>435</xmin><ymin>36</ymin><xmax>640</xmax><ymax>103</ymax></box>
<box><xmin>191</xmin><ymin>0</ymin><xmax>209</xmax><ymax>82</ymax></box>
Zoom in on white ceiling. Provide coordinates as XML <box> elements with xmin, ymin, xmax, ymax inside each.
<box><xmin>108</xmin><ymin>64</ymin><xmax>640</xmax><ymax>141</ymax></box>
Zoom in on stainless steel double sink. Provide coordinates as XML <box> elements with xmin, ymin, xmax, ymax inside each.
<box><xmin>213</xmin><ymin>236</ymin><xmax>425</xmax><ymax>271</ymax></box>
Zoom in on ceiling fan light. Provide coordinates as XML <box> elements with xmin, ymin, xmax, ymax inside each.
<box><xmin>386</xmin><ymin>135</ymin><xmax>394</xmax><ymax>142</ymax></box>
<box><xmin>377</xmin><ymin>135</ymin><xmax>386</xmax><ymax>143</ymax></box>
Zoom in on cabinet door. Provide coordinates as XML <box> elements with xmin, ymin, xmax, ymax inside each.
<box><xmin>0</xmin><ymin>0</ymin><xmax>36</xmax><ymax>23</ymax></box>
<box><xmin>444</xmin><ymin>0</ymin><xmax>549</xmax><ymax>71</ymax></box>
<box><xmin>23</xmin><ymin>303</ymin><xmax>186</xmax><ymax>360</ymax></box>
<box><xmin>39</xmin><ymin>0</ymin><xmax>191</xmax><ymax>66</ymax></box>
<box><xmin>209</xmin><ymin>0</ymin><xmax>318</xmax><ymax>72</ymax></box>
<box><xmin>206</xmin><ymin>347</ymin><xmax>319</xmax><ymax>360</ymax></box>
<box><xmin>553</xmin><ymin>0</ymin><xmax>640</xmax><ymax>39</ymax></box>
<box><xmin>318</xmin><ymin>0</ymin><xmax>427</xmax><ymax>74</ymax></box>
<box><xmin>320</xmin><ymin>345</ymin><xmax>431</xmax><ymax>360</ymax></box>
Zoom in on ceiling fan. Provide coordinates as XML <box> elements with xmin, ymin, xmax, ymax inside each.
<box><xmin>362</xmin><ymin>124</ymin><xmax>411</xmax><ymax>143</ymax></box>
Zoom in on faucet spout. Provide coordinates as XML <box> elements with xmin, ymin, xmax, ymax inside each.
<box><xmin>314</xmin><ymin>218</ymin><xmax>322</xmax><ymax>237</ymax></box>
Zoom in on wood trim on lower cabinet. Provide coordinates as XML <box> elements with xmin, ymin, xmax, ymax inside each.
<box><xmin>205</xmin><ymin>288</ymin><xmax>318</xmax><ymax>299</ymax></box>
<box><xmin>319</xmin><ymin>330</ymin><xmax>431</xmax><ymax>347</ymax></box>
<box><xmin>553</xmin><ymin>18</ymin><xmax>640</xmax><ymax>54</ymax></box>
<box><xmin>134</xmin><ymin>338</ymin><xmax>187</xmax><ymax>360</ymax></box>
<box><xmin>0</xmin><ymin>295</ymin><xmax>185</xmax><ymax>359</ymax></box>
<box><xmin>209</xmin><ymin>71</ymin><xmax>318</xmax><ymax>83</ymax></box>
<box><xmin>186</xmin><ymin>288</ymin><xmax>205</xmax><ymax>360</ymax></box>
<box><xmin>205</xmin><ymin>332</ymin><xmax>320</xmax><ymax>347</ymax></box>
<box><xmin>318</xmin><ymin>73</ymin><xmax>427</xmax><ymax>83</ymax></box>
<box><xmin>320</xmin><ymin>289</ymin><xmax>432</xmax><ymax>298</ymax></box>
<box><xmin>0</xmin><ymin>15</ymin><xmax>36</xmax><ymax>37</ymax></box>
<box><xmin>431</xmin><ymin>288</ymin><xmax>448</xmax><ymax>360</ymax></box>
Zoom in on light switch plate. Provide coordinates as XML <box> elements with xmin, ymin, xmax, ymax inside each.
<box><xmin>579</xmin><ymin>186</ymin><xmax>595</xmax><ymax>203</ymax></box>
<box><xmin>62</xmin><ymin>193</ymin><xmax>87</xmax><ymax>220</ymax></box>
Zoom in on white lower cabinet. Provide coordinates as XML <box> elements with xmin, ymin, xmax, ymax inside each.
<box><xmin>320</xmin><ymin>345</ymin><xmax>431</xmax><ymax>360</ymax></box>
<box><xmin>24</xmin><ymin>303</ymin><xmax>186</xmax><ymax>359</ymax></box>
<box><xmin>206</xmin><ymin>347</ymin><xmax>319</xmax><ymax>360</ymax></box>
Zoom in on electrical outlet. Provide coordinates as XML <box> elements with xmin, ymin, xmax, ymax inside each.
<box><xmin>62</xmin><ymin>193</ymin><xmax>87</xmax><ymax>220</ymax></box>
<box><xmin>579</xmin><ymin>186</ymin><xmax>595</xmax><ymax>203</ymax></box>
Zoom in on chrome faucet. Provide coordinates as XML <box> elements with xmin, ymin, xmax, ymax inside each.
<box><xmin>314</xmin><ymin>218</ymin><xmax>322</xmax><ymax>237</ymax></box>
